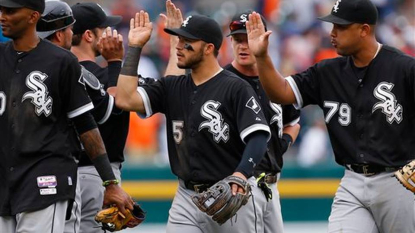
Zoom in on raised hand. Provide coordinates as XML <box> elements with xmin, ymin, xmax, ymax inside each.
<box><xmin>128</xmin><ymin>10</ymin><xmax>153</xmax><ymax>48</ymax></box>
<box><xmin>160</xmin><ymin>0</ymin><xmax>183</xmax><ymax>29</ymax></box>
<box><xmin>98</xmin><ymin>27</ymin><xmax>124</xmax><ymax>62</ymax></box>
<box><xmin>246</xmin><ymin>12</ymin><xmax>272</xmax><ymax>58</ymax></box>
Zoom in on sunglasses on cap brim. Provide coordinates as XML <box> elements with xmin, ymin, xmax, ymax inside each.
<box><xmin>229</xmin><ymin>20</ymin><xmax>246</xmax><ymax>32</ymax></box>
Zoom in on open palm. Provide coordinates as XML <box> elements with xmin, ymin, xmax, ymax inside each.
<box><xmin>246</xmin><ymin>12</ymin><xmax>272</xmax><ymax>57</ymax></box>
<box><xmin>128</xmin><ymin>10</ymin><xmax>153</xmax><ymax>48</ymax></box>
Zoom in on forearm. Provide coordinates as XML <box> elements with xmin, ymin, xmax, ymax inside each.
<box><xmin>115</xmin><ymin>46</ymin><xmax>145</xmax><ymax>113</ymax></box>
<box><xmin>164</xmin><ymin>36</ymin><xmax>185</xmax><ymax>76</ymax></box>
<box><xmin>256</xmin><ymin>55</ymin><xmax>296</xmax><ymax>104</ymax></box>
<box><xmin>280</xmin><ymin>124</ymin><xmax>300</xmax><ymax>153</ymax></box>
<box><xmin>235</xmin><ymin>131</ymin><xmax>268</xmax><ymax>178</ymax></box>
<box><xmin>107</xmin><ymin>61</ymin><xmax>122</xmax><ymax>87</ymax></box>
<box><xmin>282</xmin><ymin>123</ymin><xmax>300</xmax><ymax>143</ymax></box>
<box><xmin>79</xmin><ymin>128</ymin><xmax>117</xmax><ymax>182</ymax></box>
<box><xmin>79</xmin><ymin>128</ymin><xmax>106</xmax><ymax>159</ymax></box>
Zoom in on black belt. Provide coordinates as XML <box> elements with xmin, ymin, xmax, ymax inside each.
<box><xmin>254</xmin><ymin>172</ymin><xmax>278</xmax><ymax>184</ymax></box>
<box><xmin>345</xmin><ymin>164</ymin><xmax>399</xmax><ymax>176</ymax></box>
<box><xmin>184</xmin><ymin>181</ymin><xmax>215</xmax><ymax>193</ymax></box>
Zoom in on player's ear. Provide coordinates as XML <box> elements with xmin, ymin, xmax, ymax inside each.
<box><xmin>84</xmin><ymin>29</ymin><xmax>98</xmax><ymax>43</ymax></box>
<box><xmin>204</xmin><ymin>43</ymin><xmax>215</xmax><ymax>56</ymax></box>
<box><xmin>28</xmin><ymin>10</ymin><xmax>41</xmax><ymax>24</ymax></box>
<box><xmin>360</xmin><ymin>24</ymin><xmax>371</xmax><ymax>37</ymax></box>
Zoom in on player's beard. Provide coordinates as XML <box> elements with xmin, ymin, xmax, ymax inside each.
<box><xmin>178</xmin><ymin>47</ymin><xmax>204</xmax><ymax>69</ymax></box>
<box><xmin>93</xmin><ymin>40</ymin><xmax>101</xmax><ymax>57</ymax></box>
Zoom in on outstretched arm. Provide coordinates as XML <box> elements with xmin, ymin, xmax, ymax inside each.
<box><xmin>246</xmin><ymin>12</ymin><xmax>296</xmax><ymax>104</ymax></box>
<box><xmin>115</xmin><ymin>11</ymin><xmax>153</xmax><ymax>113</ymax></box>
<box><xmin>160</xmin><ymin>0</ymin><xmax>185</xmax><ymax>76</ymax></box>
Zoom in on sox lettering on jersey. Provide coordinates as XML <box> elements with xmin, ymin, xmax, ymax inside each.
<box><xmin>22</xmin><ymin>71</ymin><xmax>53</xmax><ymax>117</ymax></box>
<box><xmin>199</xmin><ymin>100</ymin><xmax>230</xmax><ymax>143</ymax></box>
<box><xmin>372</xmin><ymin>82</ymin><xmax>403</xmax><ymax>124</ymax></box>
<box><xmin>269</xmin><ymin>102</ymin><xmax>283</xmax><ymax>138</ymax></box>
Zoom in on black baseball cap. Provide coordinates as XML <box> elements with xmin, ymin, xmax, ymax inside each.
<box><xmin>164</xmin><ymin>15</ymin><xmax>223</xmax><ymax>50</ymax></box>
<box><xmin>227</xmin><ymin>10</ymin><xmax>267</xmax><ymax>36</ymax></box>
<box><xmin>71</xmin><ymin>2</ymin><xmax>122</xmax><ymax>35</ymax></box>
<box><xmin>0</xmin><ymin>0</ymin><xmax>45</xmax><ymax>13</ymax></box>
<box><xmin>318</xmin><ymin>0</ymin><xmax>378</xmax><ymax>25</ymax></box>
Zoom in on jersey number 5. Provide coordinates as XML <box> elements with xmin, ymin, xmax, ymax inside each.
<box><xmin>324</xmin><ymin>101</ymin><xmax>351</xmax><ymax>126</ymax></box>
<box><xmin>173</xmin><ymin>120</ymin><xmax>184</xmax><ymax>144</ymax></box>
<box><xmin>0</xmin><ymin>92</ymin><xmax>5</xmax><ymax>116</ymax></box>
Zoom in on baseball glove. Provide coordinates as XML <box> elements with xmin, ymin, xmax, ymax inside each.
<box><xmin>95</xmin><ymin>204</ymin><xmax>145</xmax><ymax>232</ymax></box>
<box><xmin>191</xmin><ymin>175</ymin><xmax>251</xmax><ymax>225</ymax></box>
<box><xmin>395</xmin><ymin>160</ymin><xmax>415</xmax><ymax>193</ymax></box>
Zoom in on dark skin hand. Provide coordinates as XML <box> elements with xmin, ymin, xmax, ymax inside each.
<box><xmin>79</xmin><ymin>128</ymin><xmax>134</xmax><ymax>214</ymax></box>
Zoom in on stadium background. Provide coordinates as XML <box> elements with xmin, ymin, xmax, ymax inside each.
<box><xmin>1</xmin><ymin>0</ymin><xmax>412</xmax><ymax>231</ymax></box>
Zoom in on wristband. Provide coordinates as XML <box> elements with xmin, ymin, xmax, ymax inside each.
<box><xmin>102</xmin><ymin>179</ymin><xmax>120</xmax><ymax>187</ymax></box>
<box><xmin>282</xmin><ymin>133</ymin><xmax>293</xmax><ymax>147</ymax></box>
<box><xmin>120</xmin><ymin>46</ymin><xmax>142</xmax><ymax>76</ymax></box>
<box><xmin>91</xmin><ymin>153</ymin><xmax>116</xmax><ymax>182</ymax></box>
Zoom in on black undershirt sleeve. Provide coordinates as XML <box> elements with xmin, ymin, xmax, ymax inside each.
<box><xmin>107</xmin><ymin>61</ymin><xmax>122</xmax><ymax>87</ymax></box>
<box><xmin>235</xmin><ymin>131</ymin><xmax>269</xmax><ymax>178</ymax></box>
<box><xmin>72</xmin><ymin>111</ymin><xmax>97</xmax><ymax>135</ymax></box>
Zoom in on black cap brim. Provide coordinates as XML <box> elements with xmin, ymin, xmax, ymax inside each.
<box><xmin>227</xmin><ymin>29</ymin><xmax>247</xmax><ymax>37</ymax></box>
<box><xmin>318</xmin><ymin>14</ymin><xmax>352</xmax><ymax>25</ymax></box>
<box><xmin>164</xmin><ymin>28</ymin><xmax>200</xmax><ymax>40</ymax></box>
<box><xmin>0</xmin><ymin>0</ymin><xmax>24</xmax><ymax>8</ymax></box>
<box><xmin>98</xmin><ymin>15</ymin><xmax>122</xmax><ymax>28</ymax></box>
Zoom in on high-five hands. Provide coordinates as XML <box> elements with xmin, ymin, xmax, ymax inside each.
<box><xmin>246</xmin><ymin>12</ymin><xmax>272</xmax><ymax>58</ymax></box>
<box><xmin>128</xmin><ymin>10</ymin><xmax>153</xmax><ymax>48</ymax></box>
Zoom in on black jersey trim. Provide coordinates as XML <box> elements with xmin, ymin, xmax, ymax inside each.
<box><xmin>97</xmin><ymin>95</ymin><xmax>114</xmax><ymax>124</ymax></box>
<box><xmin>240</xmin><ymin>124</ymin><xmax>271</xmax><ymax>143</ymax></box>
<box><xmin>67</xmin><ymin>102</ymin><xmax>94</xmax><ymax>119</ymax></box>
<box><xmin>137</xmin><ymin>87</ymin><xmax>152</xmax><ymax>118</ymax></box>
<box><xmin>284</xmin><ymin>116</ymin><xmax>300</xmax><ymax>127</ymax></box>
<box><xmin>286</xmin><ymin>76</ymin><xmax>303</xmax><ymax>110</ymax></box>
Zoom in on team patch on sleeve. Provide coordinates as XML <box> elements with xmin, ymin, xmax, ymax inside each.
<box><xmin>245</xmin><ymin>96</ymin><xmax>261</xmax><ymax>114</ymax></box>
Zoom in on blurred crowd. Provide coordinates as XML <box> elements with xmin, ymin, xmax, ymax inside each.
<box><xmin>3</xmin><ymin>0</ymin><xmax>412</xmax><ymax>167</ymax></box>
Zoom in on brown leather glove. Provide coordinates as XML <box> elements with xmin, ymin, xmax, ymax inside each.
<box><xmin>95</xmin><ymin>203</ymin><xmax>145</xmax><ymax>232</ymax></box>
<box><xmin>395</xmin><ymin>160</ymin><xmax>415</xmax><ymax>193</ymax></box>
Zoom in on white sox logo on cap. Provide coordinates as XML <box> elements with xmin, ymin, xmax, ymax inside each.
<box><xmin>239</xmin><ymin>13</ymin><xmax>248</xmax><ymax>23</ymax></box>
<box><xmin>182</xmin><ymin>16</ymin><xmax>192</xmax><ymax>27</ymax></box>
<box><xmin>333</xmin><ymin>0</ymin><xmax>342</xmax><ymax>13</ymax></box>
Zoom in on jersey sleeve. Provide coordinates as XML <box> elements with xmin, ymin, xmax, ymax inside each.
<box><xmin>233</xmin><ymin>82</ymin><xmax>271</xmax><ymax>143</ymax></box>
<box><xmin>136</xmin><ymin>77</ymin><xmax>165</xmax><ymax>118</ymax></box>
<box><xmin>61</xmin><ymin>57</ymin><xmax>93</xmax><ymax>119</ymax></box>
<box><xmin>286</xmin><ymin>64</ymin><xmax>321</xmax><ymax>109</ymax></box>
<box><xmin>81</xmin><ymin>65</ymin><xmax>113</xmax><ymax>124</ymax></box>
<box><xmin>282</xmin><ymin>104</ymin><xmax>301</xmax><ymax>127</ymax></box>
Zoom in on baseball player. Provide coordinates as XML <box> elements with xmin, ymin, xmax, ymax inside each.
<box><xmin>116</xmin><ymin>11</ymin><xmax>270</xmax><ymax>233</ymax></box>
<box><xmin>0</xmin><ymin>0</ymin><xmax>133</xmax><ymax>233</ymax></box>
<box><xmin>36</xmin><ymin>1</ymin><xmax>129</xmax><ymax>232</ymax></box>
<box><xmin>70</xmin><ymin>3</ymin><xmax>130</xmax><ymax>232</ymax></box>
<box><xmin>247</xmin><ymin>0</ymin><xmax>415</xmax><ymax>232</ymax></box>
<box><xmin>225</xmin><ymin>10</ymin><xmax>301</xmax><ymax>233</ymax></box>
